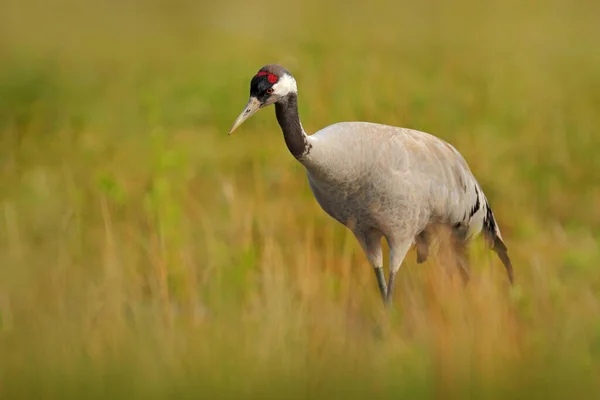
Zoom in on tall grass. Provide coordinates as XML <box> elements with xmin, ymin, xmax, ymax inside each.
<box><xmin>1</xmin><ymin>0</ymin><xmax>600</xmax><ymax>397</ymax></box>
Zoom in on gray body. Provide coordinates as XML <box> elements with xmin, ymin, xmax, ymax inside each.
<box><xmin>302</xmin><ymin>122</ymin><xmax>498</xmax><ymax>276</ymax></box>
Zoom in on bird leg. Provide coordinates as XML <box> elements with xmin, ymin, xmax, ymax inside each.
<box><xmin>385</xmin><ymin>270</ymin><xmax>397</xmax><ymax>305</ymax></box>
<box><xmin>385</xmin><ymin>240</ymin><xmax>413</xmax><ymax>306</ymax></box>
<box><xmin>415</xmin><ymin>230</ymin><xmax>429</xmax><ymax>264</ymax></box>
<box><xmin>456</xmin><ymin>253</ymin><xmax>471</xmax><ymax>285</ymax></box>
<box><xmin>451</xmin><ymin>228</ymin><xmax>471</xmax><ymax>285</ymax></box>
<box><xmin>374</xmin><ymin>267</ymin><xmax>387</xmax><ymax>301</ymax></box>
<box><xmin>354</xmin><ymin>230</ymin><xmax>387</xmax><ymax>302</ymax></box>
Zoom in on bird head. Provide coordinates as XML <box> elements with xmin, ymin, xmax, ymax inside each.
<box><xmin>229</xmin><ymin>64</ymin><xmax>297</xmax><ymax>135</ymax></box>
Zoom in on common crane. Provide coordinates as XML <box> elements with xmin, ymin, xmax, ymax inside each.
<box><xmin>229</xmin><ymin>64</ymin><xmax>513</xmax><ymax>305</ymax></box>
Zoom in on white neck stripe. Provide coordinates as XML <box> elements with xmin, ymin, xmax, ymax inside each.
<box><xmin>272</xmin><ymin>74</ymin><xmax>297</xmax><ymax>97</ymax></box>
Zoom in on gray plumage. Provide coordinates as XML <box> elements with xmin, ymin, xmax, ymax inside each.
<box><xmin>230</xmin><ymin>64</ymin><xmax>513</xmax><ymax>304</ymax></box>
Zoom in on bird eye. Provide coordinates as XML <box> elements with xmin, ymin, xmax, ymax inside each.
<box><xmin>266</xmin><ymin>88</ymin><xmax>274</xmax><ymax>95</ymax></box>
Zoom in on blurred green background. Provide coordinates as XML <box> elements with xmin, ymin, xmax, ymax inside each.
<box><xmin>1</xmin><ymin>0</ymin><xmax>600</xmax><ymax>397</ymax></box>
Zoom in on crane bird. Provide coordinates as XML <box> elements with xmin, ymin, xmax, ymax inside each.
<box><xmin>229</xmin><ymin>64</ymin><xmax>513</xmax><ymax>305</ymax></box>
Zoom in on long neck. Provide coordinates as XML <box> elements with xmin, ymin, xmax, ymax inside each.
<box><xmin>275</xmin><ymin>93</ymin><xmax>311</xmax><ymax>159</ymax></box>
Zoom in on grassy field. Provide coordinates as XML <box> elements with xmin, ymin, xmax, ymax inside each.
<box><xmin>1</xmin><ymin>0</ymin><xmax>600</xmax><ymax>397</ymax></box>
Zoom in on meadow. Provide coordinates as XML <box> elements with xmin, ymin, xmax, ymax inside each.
<box><xmin>1</xmin><ymin>0</ymin><xmax>600</xmax><ymax>397</ymax></box>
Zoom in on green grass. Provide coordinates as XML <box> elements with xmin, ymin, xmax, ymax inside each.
<box><xmin>1</xmin><ymin>0</ymin><xmax>600</xmax><ymax>397</ymax></box>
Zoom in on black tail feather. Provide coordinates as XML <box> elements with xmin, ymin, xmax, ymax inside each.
<box><xmin>493</xmin><ymin>237</ymin><xmax>514</xmax><ymax>285</ymax></box>
<box><xmin>483</xmin><ymin>203</ymin><xmax>514</xmax><ymax>285</ymax></box>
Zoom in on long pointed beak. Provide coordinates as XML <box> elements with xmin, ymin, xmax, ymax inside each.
<box><xmin>229</xmin><ymin>97</ymin><xmax>262</xmax><ymax>135</ymax></box>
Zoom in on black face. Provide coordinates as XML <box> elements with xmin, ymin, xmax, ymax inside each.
<box><xmin>250</xmin><ymin>72</ymin><xmax>278</xmax><ymax>104</ymax></box>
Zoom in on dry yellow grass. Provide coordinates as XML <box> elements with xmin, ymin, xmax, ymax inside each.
<box><xmin>1</xmin><ymin>0</ymin><xmax>599</xmax><ymax>397</ymax></box>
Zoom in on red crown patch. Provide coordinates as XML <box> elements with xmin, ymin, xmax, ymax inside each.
<box><xmin>256</xmin><ymin>71</ymin><xmax>279</xmax><ymax>84</ymax></box>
